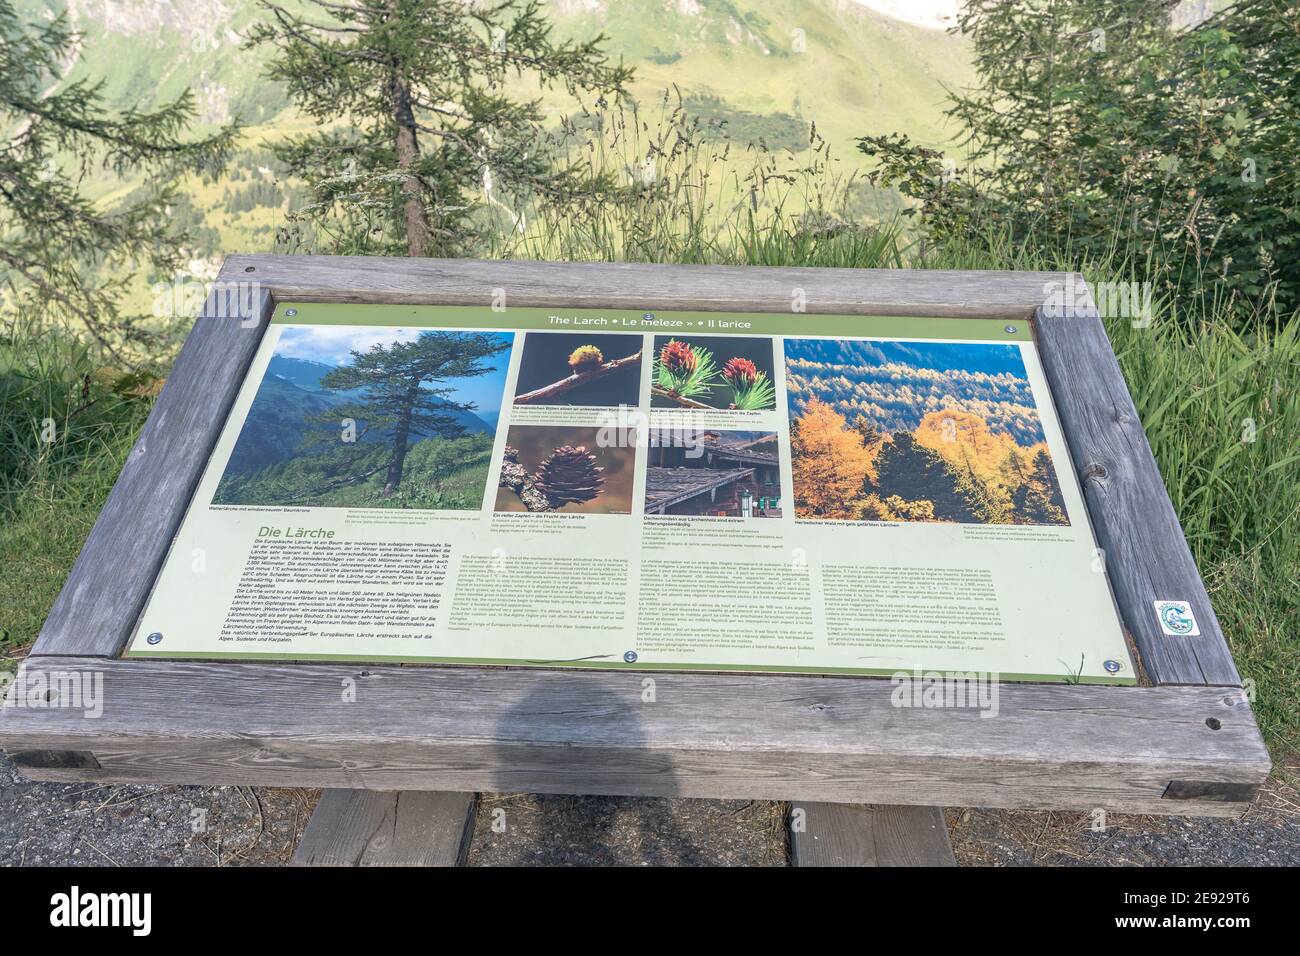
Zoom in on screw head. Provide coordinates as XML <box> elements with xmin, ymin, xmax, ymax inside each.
<box><xmin>623</xmin><ymin>650</ymin><xmax>638</xmax><ymax>663</ymax></box>
<box><xmin>1103</xmin><ymin>659</ymin><xmax>1121</xmax><ymax>673</ymax></box>
<box><xmin>1004</xmin><ymin>325</ymin><xmax>1017</xmax><ymax>334</ymax></box>
<box><xmin>285</xmin><ymin>308</ymin><xmax>298</xmax><ymax>317</ymax></box>
<box><xmin>146</xmin><ymin>632</ymin><xmax>163</xmax><ymax>645</ymax></box>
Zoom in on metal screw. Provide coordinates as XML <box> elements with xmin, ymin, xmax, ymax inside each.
<box><xmin>1004</xmin><ymin>325</ymin><xmax>1017</xmax><ymax>334</ymax></box>
<box><xmin>623</xmin><ymin>650</ymin><xmax>638</xmax><ymax>663</ymax></box>
<box><xmin>1103</xmin><ymin>659</ymin><xmax>1121</xmax><ymax>673</ymax></box>
<box><xmin>146</xmin><ymin>632</ymin><xmax>163</xmax><ymax>645</ymax></box>
<box><xmin>285</xmin><ymin>308</ymin><xmax>298</xmax><ymax>317</ymax></box>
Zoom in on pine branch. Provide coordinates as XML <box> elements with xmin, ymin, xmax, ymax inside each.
<box><xmin>513</xmin><ymin>349</ymin><xmax>641</xmax><ymax>404</ymax></box>
<box><xmin>650</xmin><ymin>385</ymin><xmax>713</xmax><ymax>410</ymax></box>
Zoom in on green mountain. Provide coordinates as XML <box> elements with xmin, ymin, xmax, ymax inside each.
<box><xmin>29</xmin><ymin>0</ymin><xmax>975</xmax><ymax>294</ymax></box>
<box><xmin>222</xmin><ymin>374</ymin><xmax>338</xmax><ymax>477</ymax></box>
<box><xmin>50</xmin><ymin>0</ymin><xmax>972</xmax><ymax>147</ymax></box>
<box><xmin>214</xmin><ymin>430</ymin><xmax>496</xmax><ymax>510</ymax></box>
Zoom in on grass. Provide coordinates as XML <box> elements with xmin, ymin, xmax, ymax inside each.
<box><xmin>1113</xmin><ymin>314</ymin><xmax>1299</xmax><ymax>754</ymax></box>
<box><xmin>212</xmin><ymin>433</ymin><xmax>496</xmax><ymax>511</ymax></box>
<box><xmin>0</xmin><ymin>320</ymin><xmax>151</xmax><ymax>663</ymax></box>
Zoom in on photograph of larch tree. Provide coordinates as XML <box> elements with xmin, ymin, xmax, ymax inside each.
<box><xmin>214</xmin><ymin>327</ymin><xmax>513</xmax><ymax>510</ymax></box>
<box><xmin>785</xmin><ymin>339</ymin><xmax>1069</xmax><ymax>525</ymax></box>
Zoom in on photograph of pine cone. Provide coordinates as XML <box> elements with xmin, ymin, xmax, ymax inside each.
<box><xmin>495</xmin><ymin>424</ymin><xmax>637</xmax><ymax>514</ymax></box>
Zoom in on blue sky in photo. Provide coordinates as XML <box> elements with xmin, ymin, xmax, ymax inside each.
<box><xmin>273</xmin><ymin>325</ymin><xmax>514</xmax><ymax>418</ymax></box>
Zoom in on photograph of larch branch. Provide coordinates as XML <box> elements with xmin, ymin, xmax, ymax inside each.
<box><xmin>645</xmin><ymin>430</ymin><xmax>782</xmax><ymax>517</ymax></box>
<box><xmin>213</xmin><ymin>327</ymin><xmax>514</xmax><ymax>510</ymax></box>
<box><xmin>513</xmin><ymin>331</ymin><xmax>643</xmax><ymax>406</ymax></box>
<box><xmin>786</xmin><ymin>339</ymin><xmax>1069</xmax><ymax>525</ymax></box>
<box><xmin>496</xmin><ymin>424</ymin><xmax>636</xmax><ymax>514</ymax></box>
<box><xmin>651</xmin><ymin>335</ymin><xmax>777</xmax><ymax>410</ymax></box>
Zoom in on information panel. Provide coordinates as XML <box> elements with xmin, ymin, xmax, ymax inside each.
<box><xmin>126</xmin><ymin>303</ymin><xmax>1135</xmax><ymax>683</ymax></box>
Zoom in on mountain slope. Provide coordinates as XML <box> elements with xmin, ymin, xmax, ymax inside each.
<box><xmin>48</xmin><ymin>0</ymin><xmax>973</xmax><ymax>157</ymax></box>
<box><xmin>26</xmin><ymin>0</ymin><xmax>976</xmax><ymax>308</ymax></box>
<box><xmin>547</xmin><ymin>0</ymin><xmax>973</xmax><ymax>153</ymax></box>
<box><xmin>224</xmin><ymin>356</ymin><xmax>496</xmax><ymax>477</ymax></box>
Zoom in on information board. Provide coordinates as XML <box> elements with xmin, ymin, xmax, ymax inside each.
<box><xmin>126</xmin><ymin>303</ymin><xmax>1135</xmax><ymax>683</ymax></box>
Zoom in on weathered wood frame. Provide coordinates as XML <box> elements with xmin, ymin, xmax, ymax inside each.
<box><xmin>0</xmin><ymin>256</ymin><xmax>1270</xmax><ymax>817</ymax></box>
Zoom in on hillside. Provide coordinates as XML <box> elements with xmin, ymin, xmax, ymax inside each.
<box><xmin>28</xmin><ymin>0</ymin><xmax>973</xmax><ymax>280</ymax></box>
<box><xmin>213</xmin><ymin>431</ymin><xmax>497</xmax><ymax>510</ymax></box>
<box><xmin>51</xmin><ymin>0</ymin><xmax>972</xmax><ymax>149</ymax></box>
<box><xmin>223</xmin><ymin>354</ymin><xmax>496</xmax><ymax>478</ymax></box>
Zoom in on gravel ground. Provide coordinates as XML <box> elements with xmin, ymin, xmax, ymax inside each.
<box><xmin>467</xmin><ymin>793</ymin><xmax>788</xmax><ymax>866</ymax></box>
<box><xmin>945</xmin><ymin>775</ymin><xmax>1300</xmax><ymax>866</ymax></box>
<box><xmin>0</xmin><ymin>753</ymin><xmax>313</xmax><ymax>867</ymax></box>
<box><xmin>3</xmin><ymin>751</ymin><xmax>1297</xmax><ymax>866</ymax></box>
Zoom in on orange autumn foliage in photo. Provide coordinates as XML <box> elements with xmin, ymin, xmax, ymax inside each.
<box><xmin>790</xmin><ymin>402</ymin><xmax>1069</xmax><ymax>525</ymax></box>
<box><xmin>789</xmin><ymin>398</ymin><xmax>877</xmax><ymax>518</ymax></box>
<box><xmin>912</xmin><ymin>409</ymin><xmax>1049</xmax><ymax>489</ymax></box>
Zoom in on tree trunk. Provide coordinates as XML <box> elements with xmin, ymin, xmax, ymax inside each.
<box><xmin>382</xmin><ymin>383</ymin><xmax>421</xmax><ymax>496</ymax></box>
<box><xmin>382</xmin><ymin>422</ymin><xmax>410</xmax><ymax>497</ymax></box>
<box><xmin>390</xmin><ymin>67</ymin><xmax>431</xmax><ymax>257</ymax></box>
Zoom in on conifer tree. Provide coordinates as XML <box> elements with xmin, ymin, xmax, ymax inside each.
<box><xmin>1013</xmin><ymin>449</ymin><xmax>1069</xmax><ymax>524</ymax></box>
<box><xmin>1</xmin><ymin>2</ymin><xmax>237</xmax><ymax>357</ymax></box>
<box><xmin>875</xmin><ymin>432</ymin><xmax>980</xmax><ymax>523</ymax></box>
<box><xmin>313</xmin><ymin>331</ymin><xmax>510</xmax><ymax>495</ymax></box>
<box><xmin>790</xmin><ymin>398</ymin><xmax>875</xmax><ymax>518</ymax></box>
<box><xmin>248</xmin><ymin>0</ymin><xmax>632</xmax><ymax>256</ymax></box>
<box><xmin>859</xmin><ymin>0</ymin><xmax>1300</xmax><ymax>315</ymax></box>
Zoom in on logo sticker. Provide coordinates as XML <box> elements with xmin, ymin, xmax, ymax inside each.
<box><xmin>1153</xmin><ymin>600</ymin><xmax>1200</xmax><ymax>636</ymax></box>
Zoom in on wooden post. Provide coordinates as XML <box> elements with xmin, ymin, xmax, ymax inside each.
<box><xmin>293</xmin><ymin>790</ymin><xmax>477</xmax><ymax>867</ymax></box>
<box><xmin>791</xmin><ymin>803</ymin><xmax>956</xmax><ymax>867</ymax></box>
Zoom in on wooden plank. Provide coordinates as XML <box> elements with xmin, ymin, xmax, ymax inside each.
<box><xmin>30</xmin><ymin>283</ymin><xmax>272</xmax><ymax>658</ymax></box>
<box><xmin>0</xmin><ymin>658</ymin><xmax>1269</xmax><ymax>817</ymax></box>
<box><xmin>1034</xmin><ymin>293</ymin><xmax>1239</xmax><ymax>686</ymax></box>
<box><xmin>292</xmin><ymin>790</ymin><xmax>476</xmax><ymax>867</ymax></box>
<box><xmin>219</xmin><ymin>254</ymin><xmax>1068</xmax><ymax>319</ymax></box>
<box><xmin>791</xmin><ymin>804</ymin><xmax>956</xmax><ymax>867</ymax></box>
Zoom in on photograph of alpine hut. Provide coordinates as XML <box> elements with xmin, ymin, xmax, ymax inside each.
<box><xmin>644</xmin><ymin>430</ymin><xmax>781</xmax><ymax>518</ymax></box>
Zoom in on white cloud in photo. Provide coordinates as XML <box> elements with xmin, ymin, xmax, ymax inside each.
<box><xmin>274</xmin><ymin>325</ymin><xmax>424</xmax><ymax>366</ymax></box>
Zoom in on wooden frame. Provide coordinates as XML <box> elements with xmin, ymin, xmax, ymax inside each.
<box><xmin>0</xmin><ymin>256</ymin><xmax>1270</xmax><ymax>818</ymax></box>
